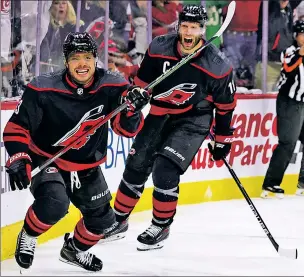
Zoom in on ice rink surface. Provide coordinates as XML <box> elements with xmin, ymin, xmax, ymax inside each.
<box><xmin>1</xmin><ymin>196</ymin><xmax>303</xmax><ymax>276</ymax></box>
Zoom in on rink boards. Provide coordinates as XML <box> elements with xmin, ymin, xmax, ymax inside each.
<box><xmin>0</xmin><ymin>94</ymin><xmax>301</xmax><ymax>260</ymax></box>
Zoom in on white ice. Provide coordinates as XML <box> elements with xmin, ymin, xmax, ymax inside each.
<box><xmin>1</xmin><ymin>196</ymin><xmax>304</xmax><ymax>276</ymax></box>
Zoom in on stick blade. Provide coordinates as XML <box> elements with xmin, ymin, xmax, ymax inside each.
<box><xmin>214</xmin><ymin>0</ymin><xmax>236</xmax><ymax>38</ymax></box>
<box><xmin>278</xmin><ymin>247</ymin><xmax>298</xmax><ymax>259</ymax></box>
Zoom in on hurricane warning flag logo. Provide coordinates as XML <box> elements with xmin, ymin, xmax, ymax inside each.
<box><xmin>153</xmin><ymin>83</ymin><xmax>197</xmax><ymax>105</ymax></box>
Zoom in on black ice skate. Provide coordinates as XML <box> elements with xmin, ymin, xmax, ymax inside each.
<box><xmin>296</xmin><ymin>183</ymin><xmax>304</xmax><ymax>196</ymax></box>
<box><xmin>261</xmin><ymin>185</ymin><xmax>285</xmax><ymax>199</ymax></box>
<box><xmin>137</xmin><ymin>224</ymin><xmax>170</xmax><ymax>251</ymax></box>
<box><xmin>15</xmin><ymin>228</ymin><xmax>37</xmax><ymax>269</ymax></box>
<box><xmin>59</xmin><ymin>233</ymin><xmax>103</xmax><ymax>272</ymax></box>
<box><xmin>99</xmin><ymin>220</ymin><xmax>129</xmax><ymax>243</ymax></box>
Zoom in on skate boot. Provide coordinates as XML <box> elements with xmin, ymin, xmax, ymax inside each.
<box><xmin>15</xmin><ymin>228</ymin><xmax>37</xmax><ymax>269</ymax></box>
<box><xmin>99</xmin><ymin>220</ymin><xmax>129</xmax><ymax>243</ymax></box>
<box><xmin>296</xmin><ymin>183</ymin><xmax>304</xmax><ymax>196</ymax></box>
<box><xmin>137</xmin><ymin>223</ymin><xmax>170</xmax><ymax>251</ymax></box>
<box><xmin>59</xmin><ymin>233</ymin><xmax>103</xmax><ymax>272</ymax></box>
<box><xmin>261</xmin><ymin>185</ymin><xmax>284</xmax><ymax>199</ymax></box>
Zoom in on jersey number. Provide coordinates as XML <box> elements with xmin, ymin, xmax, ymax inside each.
<box><xmin>228</xmin><ymin>81</ymin><xmax>236</xmax><ymax>94</ymax></box>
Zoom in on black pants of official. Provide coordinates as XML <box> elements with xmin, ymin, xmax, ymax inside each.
<box><xmin>263</xmin><ymin>93</ymin><xmax>304</xmax><ymax>188</ymax></box>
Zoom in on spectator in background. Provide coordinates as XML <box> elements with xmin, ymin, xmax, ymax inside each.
<box><xmin>129</xmin><ymin>0</ymin><xmax>148</xmax><ymax>57</ymax></box>
<box><xmin>255</xmin><ymin>0</ymin><xmax>301</xmax><ymax>92</ymax></box>
<box><xmin>40</xmin><ymin>0</ymin><xmax>84</xmax><ymax>73</ymax></box>
<box><xmin>70</xmin><ymin>0</ymin><xmax>105</xmax><ymax>29</ymax></box>
<box><xmin>205</xmin><ymin>0</ymin><xmax>228</xmax><ymax>48</ymax></box>
<box><xmin>222</xmin><ymin>0</ymin><xmax>261</xmax><ymax>90</ymax></box>
<box><xmin>109</xmin><ymin>0</ymin><xmax>148</xmax><ymax>60</ymax></box>
<box><xmin>152</xmin><ymin>0</ymin><xmax>183</xmax><ymax>38</ymax></box>
<box><xmin>1</xmin><ymin>0</ymin><xmax>12</xmax><ymax>98</ymax></box>
<box><xmin>296</xmin><ymin>1</ymin><xmax>304</xmax><ymax>20</ymax></box>
<box><xmin>106</xmin><ymin>40</ymin><xmax>139</xmax><ymax>82</ymax></box>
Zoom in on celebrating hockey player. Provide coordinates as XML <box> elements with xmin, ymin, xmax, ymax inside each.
<box><xmin>105</xmin><ymin>5</ymin><xmax>237</xmax><ymax>251</ymax></box>
<box><xmin>261</xmin><ymin>20</ymin><xmax>304</xmax><ymax>198</ymax></box>
<box><xmin>3</xmin><ymin>32</ymin><xmax>149</xmax><ymax>271</ymax></box>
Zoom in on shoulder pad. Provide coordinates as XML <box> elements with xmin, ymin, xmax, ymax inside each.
<box><xmin>96</xmin><ymin>68</ymin><xmax>129</xmax><ymax>87</ymax></box>
<box><xmin>148</xmin><ymin>34</ymin><xmax>177</xmax><ymax>58</ymax></box>
<box><xmin>194</xmin><ymin>44</ymin><xmax>232</xmax><ymax>78</ymax></box>
<box><xmin>29</xmin><ymin>70</ymin><xmax>67</xmax><ymax>90</ymax></box>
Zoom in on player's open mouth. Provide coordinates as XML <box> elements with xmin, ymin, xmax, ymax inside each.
<box><xmin>183</xmin><ymin>38</ymin><xmax>193</xmax><ymax>47</ymax></box>
<box><xmin>75</xmin><ymin>69</ymin><xmax>89</xmax><ymax>75</ymax></box>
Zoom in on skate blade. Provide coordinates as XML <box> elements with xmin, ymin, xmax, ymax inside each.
<box><xmin>296</xmin><ymin>188</ymin><xmax>304</xmax><ymax>196</ymax></box>
<box><xmin>19</xmin><ymin>267</ymin><xmax>31</xmax><ymax>275</ymax></box>
<box><xmin>59</xmin><ymin>257</ymin><xmax>102</xmax><ymax>272</ymax></box>
<box><xmin>59</xmin><ymin>257</ymin><xmax>86</xmax><ymax>270</ymax></box>
<box><xmin>137</xmin><ymin>240</ymin><xmax>165</xmax><ymax>251</ymax></box>
<box><xmin>98</xmin><ymin>232</ymin><xmax>127</xmax><ymax>244</ymax></box>
<box><xmin>260</xmin><ymin>190</ymin><xmax>284</xmax><ymax>199</ymax></box>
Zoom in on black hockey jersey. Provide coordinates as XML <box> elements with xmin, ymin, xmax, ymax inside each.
<box><xmin>134</xmin><ymin>34</ymin><xmax>236</xmax><ymax>133</ymax></box>
<box><xmin>277</xmin><ymin>44</ymin><xmax>304</xmax><ymax>101</ymax></box>
<box><xmin>3</xmin><ymin>68</ymin><xmax>144</xmax><ymax>171</ymax></box>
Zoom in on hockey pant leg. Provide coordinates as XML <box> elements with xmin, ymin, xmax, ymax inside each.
<box><xmin>67</xmin><ymin>167</ymin><xmax>114</xmax><ymax>251</ymax></box>
<box><xmin>24</xmin><ymin>166</ymin><xmax>69</xmax><ymax>237</ymax></box>
<box><xmin>152</xmin><ymin>111</ymin><xmax>213</xmax><ymax>227</ymax></box>
<box><xmin>114</xmin><ymin>114</ymin><xmax>170</xmax><ymax>222</ymax></box>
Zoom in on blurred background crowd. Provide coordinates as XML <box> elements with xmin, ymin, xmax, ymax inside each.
<box><xmin>1</xmin><ymin>0</ymin><xmax>304</xmax><ymax>99</ymax></box>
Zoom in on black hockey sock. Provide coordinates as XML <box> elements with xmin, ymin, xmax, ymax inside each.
<box><xmin>114</xmin><ymin>179</ymin><xmax>145</xmax><ymax>222</ymax></box>
<box><xmin>152</xmin><ymin>186</ymin><xmax>179</xmax><ymax>227</ymax></box>
<box><xmin>151</xmin><ymin>156</ymin><xmax>180</xmax><ymax>227</ymax></box>
<box><xmin>23</xmin><ymin>205</ymin><xmax>53</xmax><ymax>237</ymax></box>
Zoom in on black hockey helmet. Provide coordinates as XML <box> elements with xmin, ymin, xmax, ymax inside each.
<box><xmin>293</xmin><ymin>20</ymin><xmax>304</xmax><ymax>38</ymax></box>
<box><xmin>178</xmin><ymin>5</ymin><xmax>208</xmax><ymax>28</ymax></box>
<box><xmin>63</xmin><ymin>32</ymin><xmax>98</xmax><ymax>60</ymax></box>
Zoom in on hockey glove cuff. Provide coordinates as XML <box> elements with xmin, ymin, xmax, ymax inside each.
<box><xmin>208</xmin><ymin>128</ymin><xmax>234</xmax><ymax>161</ymax></box>
<box><xmin>5</xmin><ymin>152</ymin><xmax>32</xmax><ymax>191</ymax></box>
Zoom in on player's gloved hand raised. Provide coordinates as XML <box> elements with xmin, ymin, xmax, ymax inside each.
<box><xmin>208</xmin><ymin>128</ymin><xmax>234</xmax><ymax>161</ymax></box>
<box><xmin>125</xmin><ymin>85</ymin><xmax>150</xmax><ymax>116</ymax></box>
<box><xmin>5</xmin><ymin>152</ymin><xmax>32</xmax><ymax>191</ymax></box>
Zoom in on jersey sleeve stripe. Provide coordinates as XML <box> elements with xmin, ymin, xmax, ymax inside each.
<box><xmin>4</xmin><ymin>122</ymin><xmax>30</xmax><ymax>137</ymax></box>
<box><xmin>3</xmin><ymin>136</ymin><xmax>30</xmax><ymax>144</ymax></box>
<box><xmin>214</xmin><ymin>98</ymin><xmax>237</xmax><ymax>111</ymax></box>
<box><xmin>112</xmin><ymin>113</ymin><xmax>144</xmax><ymax>137</ymax></box>
<box><xmin>3</xmin><ymin>122</ymin><xmax>31</xmax><ymax>144</ymax></box>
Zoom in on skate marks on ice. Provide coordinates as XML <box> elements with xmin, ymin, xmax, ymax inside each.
<box><xmin>1</xmin><ymin>197</ymin><xmax>304</xmax><ymax>276</ymax></box>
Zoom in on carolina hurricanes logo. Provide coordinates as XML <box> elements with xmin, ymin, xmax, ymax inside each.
<box><xmin>45</xmin><ymin>167</ymin><xmax>58</xmax><ymax>173</ymax></box>
<box><xmin>53</xmin><ymin>105</ymin><xmax>105</xmax><ymax>150</ymax></box>
<box><xmin>153</xmin><ymin>83</ymin><xmax>197</xmax><ymax>105</ymax></box>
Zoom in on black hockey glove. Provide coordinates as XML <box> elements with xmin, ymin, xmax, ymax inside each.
<box><xmin>125</xmin><ymin>85</ymin><xmax>150</xmax><ymax>116</ymax></box>
<box><xmin>5</xmin><ymin>152</ymin><xmax>32</xmax><ymax>191</ymax></box>
<box><xmin>208</xmin><ymin>128</ymin><xmax>234</xmax><ymax>161</ymax></box>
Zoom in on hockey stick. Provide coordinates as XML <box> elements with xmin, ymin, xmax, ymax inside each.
<box><xmin>208</xmin><ymin>134</ymin><xmax>298</xmax><ymax>259</ymax></box>
<box><xmin>31</xmin><ymin>1</ymin><xmax>236</xmax><ymax>177</ymax></box>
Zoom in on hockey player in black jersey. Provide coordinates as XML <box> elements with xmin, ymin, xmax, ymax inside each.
<box><xmin>3</xmin><ymin>32</ymin><xmax>149</xmax><ymax>271</ymax></box>
<box><xmin>261</xmin><ymin>20</ymin><xmax>304</xmax><ymax>198</ymax></box>
<box><xmin>105</xmin><ymin>5</ymin><xmax>237</xmax><ymax>251</ymax></box>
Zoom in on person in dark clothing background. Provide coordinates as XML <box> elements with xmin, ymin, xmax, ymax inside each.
<box><xmin>261</xmin><ymin>20</ymin><xmax>304</xmax><ymax>199</ymax></box>
<box><xmin>255</xmin><ymin>0</ymin><xmax>301</xmax><ymax>92</ymax></box>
